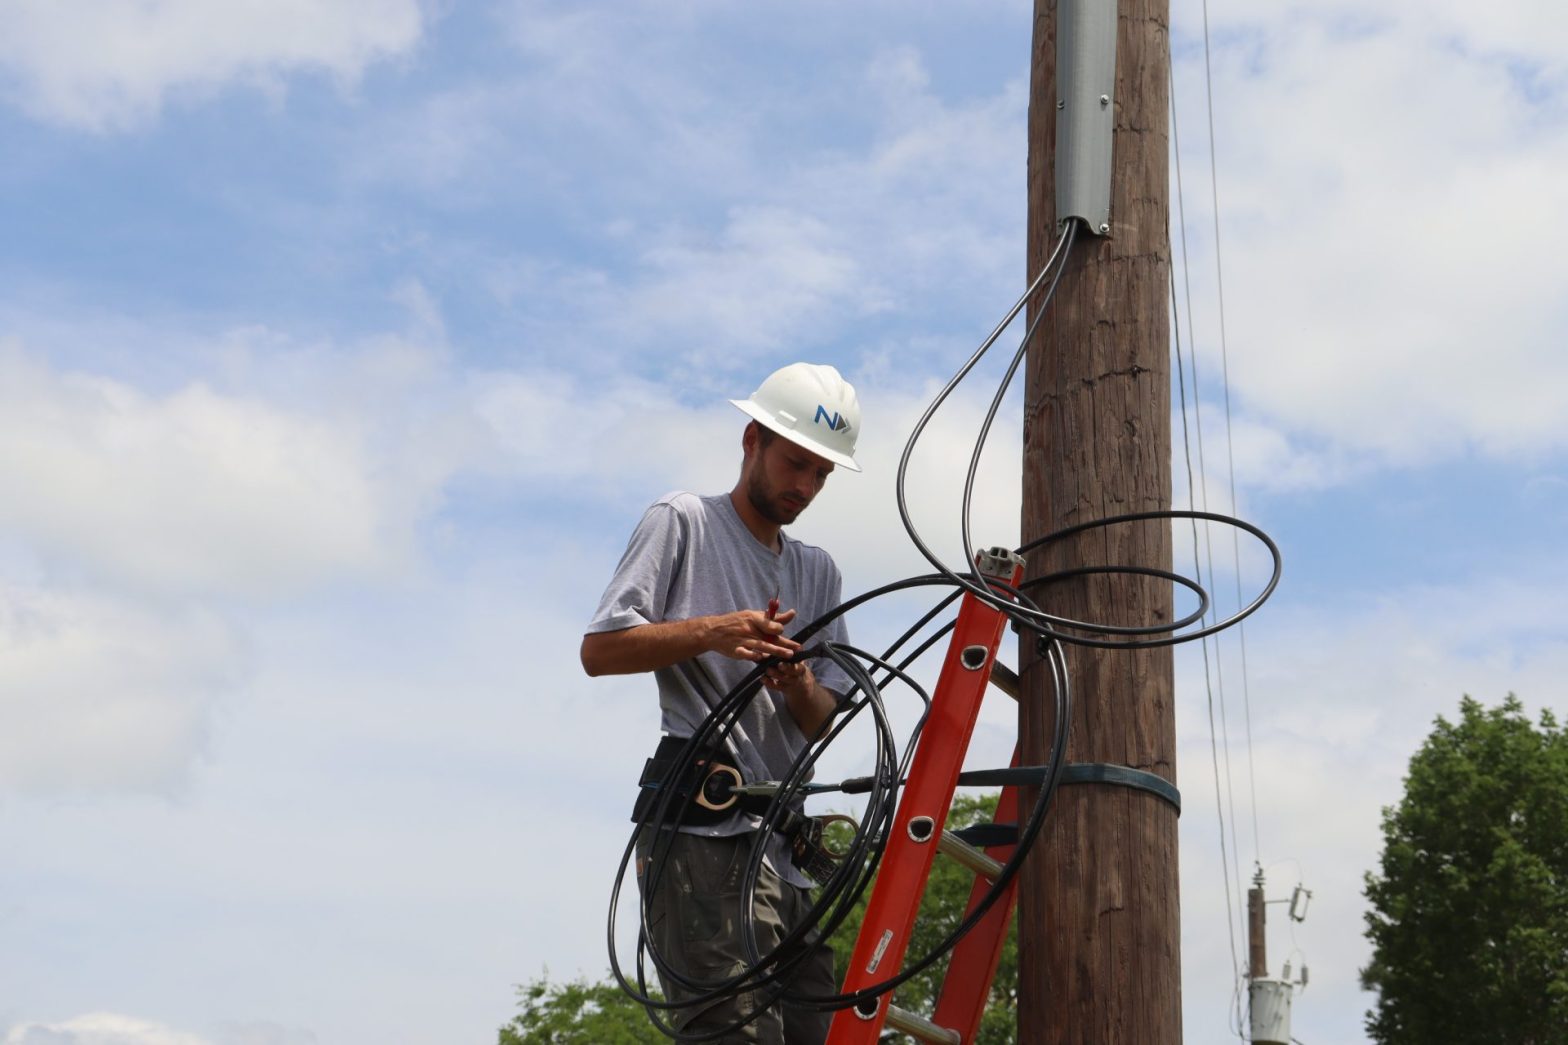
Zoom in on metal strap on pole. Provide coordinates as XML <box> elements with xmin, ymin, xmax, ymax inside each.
<box><xmin>1060</xmin><ymin>762</ymin><xmax>1182</xmax><ymax>814</ymax></box>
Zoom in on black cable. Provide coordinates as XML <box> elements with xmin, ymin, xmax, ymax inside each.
<box><xmin>605</xmin><ymin>213</ymin><xmax>1282</xmax><ymax>1038</ymax></box>
<box><xmin>607</xmin><ymin>612</ymin><xmax>946</xmax><ymax>1038</ymax></box>
<box><xmin>615</xmin><ymin>265</ymin><xmax>1093</xmax><ymax>1025</ymax></box>
<box><xmin>608</xmin><ymin>583</ymin><xmax>1007</xmax><ymax>1039</ymax></box>
<box><xmin>1015</xmin><ymin>508</ymin><xmax>1281</xmax><ymax>649</ymax></box>
<box><xmin>607</xmin><ymin>222</ymin><xmax>1082</xmax><ymax>1034</ymax></box>
<box><xmin>897</xmin><ymin>220</ymin><xmax>1079</xmax><ymax>613</ymax></box>
<box><xmin>775</xmin><ymin>633</ymin><xmax>1074</xmax><ymax>1016</ymax></box>
<box><xmin>623</xmin><ymin>592</ymin><xmax>973</xmax><ymax>1034</ymax></box>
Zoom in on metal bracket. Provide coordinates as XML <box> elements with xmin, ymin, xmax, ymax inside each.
<box><xmin>1055</xmin><ymin>0</ymin><xmax>1118</xmax><ymax>235</ymax></box>
<box><xmin>975</xmin><ymin>545</ymin><xmax>1025</xmax><ymax>580</ymax></box>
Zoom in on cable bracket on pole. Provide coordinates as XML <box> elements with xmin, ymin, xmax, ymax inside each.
<box><xmin>1055</xmin><ymin>0</ymin><xmax>1118</xmax><ymax>235</ymax></box>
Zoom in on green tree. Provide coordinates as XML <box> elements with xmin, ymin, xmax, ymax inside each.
<box><xmin>1361</xmin><ymin>695</ymin><xmax>1568</xmax><ymax>1044</ymax></box>
<box><xmin>823</xmin><ymin>791</ymin><xmax>1018</xmax><ymax>1045</ymax></box>
<box><xmin>501</xmin><ymin>792</ymin><xmax>1018</xmax><ymax>1043</ymax></box>
<box><xmin>498</xmin><ymin>975</ymin><xmax>656</xmax><ymax>1045</ymax></box>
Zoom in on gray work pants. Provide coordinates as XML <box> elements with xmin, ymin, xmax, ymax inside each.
<box><xmin>636</xmin><ymin>829</ymin><xmax>837</xmax><ymax>1044</ymax></box>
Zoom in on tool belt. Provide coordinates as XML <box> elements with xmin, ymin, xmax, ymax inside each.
<box><xmin>631</xmin><ymin>735</ymin><xmax>840</xmax><ymax>884</ymax></box>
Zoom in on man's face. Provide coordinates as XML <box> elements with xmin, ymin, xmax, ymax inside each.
<box><xmin>745</xmin><ymin>430</ymin><xmax>835</xmax><ymax>526</ymax></box>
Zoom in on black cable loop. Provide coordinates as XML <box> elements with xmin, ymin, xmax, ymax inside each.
<box><xmin>897</xmin><ymin>220</ymin><xmax>1080</xmax><ymax>613</ymax></box>
<box><xmin>770</xmin><ymin>633</ymin><xmax>1074</xmax><ymax>1013</ymax></box>
<box><xmin>1023</xmin><ymin>563</ymin><xmax>1211</xmax><ymax>634</ymax></box>
<box><xmin>609</xmin><ymin>574</ymin><xmax>1019</xmax><ymax>1039</ymax></box>
<box><xmin>611</xmin><ymin>651</ymin><xmax>835</xmax><ymax>1028</ymax></box>
<box><xmin>1013</xmin><ymin>508</ymin><xmax>1282</xmax><ymax>650</ymax></box>
<box><xmin>738</xmin><ymin>646</ymin><xmax>908</xmax><ymax>961</ymax></box>
<box><xmin>606</xmin><ymin>215</ymin><xmax>1280</xmax><ymax>1036</ymax></box>
<box><xmin>645</xmin><ymin>649</ymin><xmax>900</xmax><ymax>1041</ymax></box>
<box><xmin>644</xmin><ymin>629</ymin><xmax>953</xmax><ymax>1031</ymax></box>
<box><xmin>674</xmin><ymin>587</ymin><xmax>1069</xmax><ymax>1021</ymax></box>
<box><xmin>608</xmin><ymin>594</ymin><xmax>960</xmax><ymax>1039</ymax></box>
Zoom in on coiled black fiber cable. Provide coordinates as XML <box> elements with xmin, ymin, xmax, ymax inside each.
<box><xmin>605</xmin><ymin>216</ymin><xmax>1281</xmax><ymax>1039</ymax></box>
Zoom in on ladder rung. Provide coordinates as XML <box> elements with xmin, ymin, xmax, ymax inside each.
<box><xmin>884</xmin><ymin>1003</ymin><xmax>962</xmax><ymax>1044</ymax></box>
<box><xmin>938</xmin><ymin>829</ymin><xmax>1005</xmax><ymax>880</ymax></box>
<box><xmin>988</xmin><ymin>661</ymin><xmax>1019</xmax><ymax>701</ymax></box>
<box><xmin>950</xmin><ymin>822</ymin><xmax>1018</xmax><ymax>849</ymax></box>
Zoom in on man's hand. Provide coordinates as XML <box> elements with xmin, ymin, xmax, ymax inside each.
<box><xmin>773</xmin><ymin>663</ymin><xmax>838</xmax><ymax>739</ymax></box>
<box><xmin>579</xmin><ymin>603</ymin><xmax>840</xmax><ymax>737</ymax></box>
<box><xmin>762</xmin><ymin>653</ymin><xmax>812</xmax><ymax>698</ymax></box>
<box><xmin>581</xmin><ymin>606</ymin><xmax>800</xmax><ymax>676</ymax></box>
<box><xmin>761</xmin><ymin>628</ymin><xmax>838</xmax><ymax>739</ymax></box>
<box><xmin>712</xmin><ymin>607</ymin><xmax>800</xmax><ymax>663</ymax></box>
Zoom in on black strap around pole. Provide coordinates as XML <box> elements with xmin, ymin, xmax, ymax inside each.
<box><xmin>1059</xmin><ymin>762</ymin><xmax>1181</xmax><ymax>815</ymax></box>
<box><xmin>955</xmin><ymin>762</ymin><xmax>1181</xmax><ymax>815</ymax></box>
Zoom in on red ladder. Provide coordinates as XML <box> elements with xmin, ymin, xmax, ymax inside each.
<box><xmin>828</xmin><ymin>547</ymin><xmax>1025</xmax><ymax>1045</ymax></box>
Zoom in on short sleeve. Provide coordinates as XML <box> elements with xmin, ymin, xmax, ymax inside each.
<box><xmin>585</xmin><ymin>502</ymin><xmax>686</xmax><ymax>635</ymax></box>
<box><xmin>811</xmin><ymin>562</ymin><xmax>856</xmax><ymax>702</ymax></box>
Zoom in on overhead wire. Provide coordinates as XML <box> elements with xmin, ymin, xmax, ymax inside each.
<box><xmin>1199</xmin><ymin>0</ymin><xmax>1264</xmax><ymax>871</ymax></box>
<box><xmin>1173</xmin><ymin>86</ymin><xmax>1250</xmax><ymax>1045</ymax></box>
<box><xmin>1170</xmin><ymin>225</ymin><xmax>1244</xmax><ymax>1040</ymax></box>
<box><xmin>1171</xmin><ymin>51</ymin><xmax>1250</xmax><ymax>1043</ymax></box>
<box><xmin>1174</xmin><ymin>0</ymin><xmax>1277</xmax><ymax>1034</ymax></box>
<box><xmin>1198</xmin><ymin>0</ymin><xmax>1261</xmax><ymax>877</ymax></box>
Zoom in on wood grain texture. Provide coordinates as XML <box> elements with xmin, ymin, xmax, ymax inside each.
<box><xmin>1018</xmin><ymin>0</ymin><xmax>1179</xmax><ymax>1041</ymax></box>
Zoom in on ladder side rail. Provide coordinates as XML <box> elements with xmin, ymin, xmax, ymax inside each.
<box><xmin>929</xmin><ymin>744</ymin><xmax>1024</xmax><ymax>1041</ymax></box>
<box><xmin>827</xmin><ymin>559</ymin><xmax>1021</xmax><ymax>1044</ymax></box>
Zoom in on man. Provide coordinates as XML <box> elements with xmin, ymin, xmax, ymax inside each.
<box><xmin>582</xmin><ymin>362</ymin><xmax>860</xmax><ymax>1044</ymax></box>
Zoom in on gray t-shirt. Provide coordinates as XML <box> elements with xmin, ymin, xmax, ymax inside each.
<box><xmin>587</xmin><ymin>491</ymin><xmax>853</xmax><ymax>886</ymax></box>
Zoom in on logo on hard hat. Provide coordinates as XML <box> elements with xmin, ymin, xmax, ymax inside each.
<box><xmin>814</xmin><ymin>404</ymin><xmax>852</xmax><ymax>434</ymax></box>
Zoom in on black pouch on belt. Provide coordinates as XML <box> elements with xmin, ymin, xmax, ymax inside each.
<box><xmin>631</xmin><ymin>737</ymin><xmax>843</xmax><ymax>883</ymax></box>
<box><xmin>630</xmin><ymin>735</ymin><xmax>745</xmax><ymax>827</ymax></box>
<box><xmin>788</xmin><ymin>816</ymin><xmax>839</xmax><ymax>885</ymax></box>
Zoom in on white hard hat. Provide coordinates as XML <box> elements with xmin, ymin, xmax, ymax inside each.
<box><xmin>730</xmin><ymin>362</ymin><xmax>862</xmax><ymax>472</ymax></box>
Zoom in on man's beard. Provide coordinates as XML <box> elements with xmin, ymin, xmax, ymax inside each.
<box><xmin>748</xmin><ymin>470</ymin><xmax>804</xmax><ymax>525</ymax></box>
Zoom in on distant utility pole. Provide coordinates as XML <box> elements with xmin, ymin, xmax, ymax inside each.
<box><xmin>1249</xmin><ymin>870</ymin><xmax>1268</xmax><ymax>983</ymax></box>
<box><xmin>1018</xmin><ymin>0</ymin><xmax>1177</xmax><ymax>1042</ymax></box>
<box><xmin>1248</xmin><ymin>868</ymin><xmax>1297</xmax><ymax>1045</ymax></box>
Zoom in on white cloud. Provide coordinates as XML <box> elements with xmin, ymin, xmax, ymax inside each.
<box><xmin>0</xmin><ymin>345</ymin><xmax>401</xmax><ymax>598</ymax></box>
<box><xmin>208</xmin><ymin>1024</ymin><xmax>316</xmax><ymax>1045</ymax></box>
<box><xmin>353</xmin><ymin>4</ymin><xmax>760</xmax><ymax>198</ymax></box>
<box><xmin>1174</xmin><ymin>570</ymin><xmax>1568</xmax><ymax>1043</ymax></box>
<box><xmin>0</xmin><ymin>584</ymin><xmax>241</xmax><ymax>794</ymax></box>
<box><xmin>473</xmin><ymin>367</ymin><xmax>725</xmax><ymax>492</ymax></box>
<box><xmin>471</xmin><ymin>363</ymin><xmax>1031</xmax><ymax>595</ymax></box>
<box><xmin>0</xmin><ymin>0</ymin><xmax>424</xmax><ymax>131</ymax></box>
<box><xmin>0</xmin><ymin>328</ymin><xmax>494</xmax><ymax>796</ymax></box>
<box><xmin>1243</xmin><ymin>0</ymin><xmax>1568</xmax><ymax>75</ymax></box>
<box><xmin>472</xmin><ymin>204</ymin><xmax>890</xmax><ymax>386</ymax></box>
<box><xmin>2</xmin><ymin>6</ymin><xmax>1563</xmax><ymax>1044</ymax></box>
<box><xmin>1171</xmin><ymin>0</ymin><xmax>1568</xmax><ymax>467</ymax></box>
<box><xmin>3</xmin><ymin>1013</ymin><xmax>209</xmax><ymax>1045</ymax></box>
<box><xmin>356</xmin><ymin>23</ymin><xmax>1028</xmax><ymax>381</ymax></box>
<box><xmin>620</xmin><ymin>208</ymin><xmax>875</xmax><ymax>368</ymax></box>
<box><xmin>477</xmin><ymin>208</ymin><xmax>880</xmax><ymax>377</ymax></box>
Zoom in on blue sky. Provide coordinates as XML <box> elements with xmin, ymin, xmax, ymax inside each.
<box><xmin>2</xmin><ymin>2</ymin><xmax>1566</xmax><ymax>1043</ymax></box>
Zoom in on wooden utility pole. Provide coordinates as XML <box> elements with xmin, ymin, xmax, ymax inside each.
<box><xmin>1018</xmin><ymin>0</ymin><xmax>1176</xmax><ymax>1041</ymax></box>
<box><xmin>1246</xmin><ymin>869</ymin><xmax>1295</xmax><ymax>1045</ymax></box>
